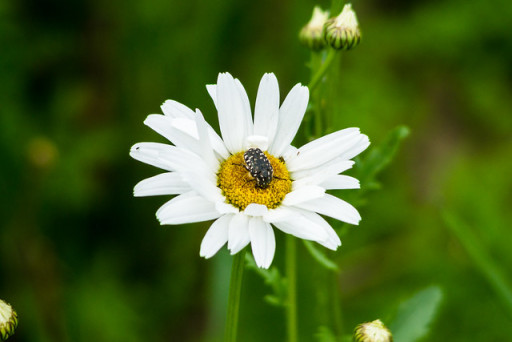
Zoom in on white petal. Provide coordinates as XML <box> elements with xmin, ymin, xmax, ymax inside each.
<box><xmin>320</xmin><ymin>175</ymin><xmax>360</xmax><ymax>190</ymax></box>
<box><xmin>194</xmin><ymin>109</ymin><xmax>220</xmax><ymax>173</ymax></box>
<box><xmin>246</xmin><ymin>135</ymin><xmax>269</xmax><ymax>151</ymax></box>
<box><xmin>300</xmin><ymin>210</ymin><xmax>341</xmax><ymax>250</ymax></box>
<box><xmin>156</xmin><ymin>192</ymin><xmax>221</xmax><ymax>224</ymax></box>
<box><xmin>339</xmin><ymin>134</ymin><xmax>370</xmax><ymax>160</ymax></box>
<box><xmin>234</xmin><ymin>78</ymin><xmax>254</xmax><ymax>139</ymax></box>
<box><xmin>158</xmin><ymin>146</ymin><xmax>215</xmax><ymax>183</ymax></box>
<box><xmin>269</xmin><ymin>84</ymin><xmax>309</xmax><ymax>156</ymax></box>
<box><xmin>144</xmin><ymin>114</ymin><xmax>174</xmax><ymax>140</ymax></box>
<box><xmin>253</xmin><ymin>73</ymin><xmax>279</xmax><ymax>145</ymax></box>
<box><xmin>161</xmin><ymin>100</ymin><xmax>195</xmax><ymax>119</ymax></box>
<box><xmin>271</xmin><ymin>211</ymin><xmax>329</xmax><ymax>242</ymax></box>
<box><xmin>216</xmin><ymin>202</ymin><xmax>239</xmax><ymax>215</ymax></box>
<box><xmin>208</xmin><ymin>127</ymin><xmax>231</xmax><ymax>160</ymax></box>
<box><xmin>168</xmin><ymin>117</ymin><xmax>199</xmax><ymax>138</ymax></box>
<box><xmin>292</xmin><ymin>168</ymin><xmax>359</xmax><ymax>190</ymax></box>
<box><xmin>249</xmin><ymin>218</ymin><xmax>275</xmax><ymax>269</ymax></box>
<box><xmin>134</xmin><ymin>172</ymin><xmax>190</xmax><ymax>197</ymax></box>
<box><xmin>130</xmin><ymin>142</ymin><xmax>175</xmax><ymax>171</ymax></box>
<box><xmin>286</xmin><ymin>128</ymin><xmax>361</xmax><ymax>171</ymax></box>
<box><xmin>294</xmin><ymin>193</ymin><xmax>361</xmax><ymax>225</ymax></box>
<box><xmin>200</xmin><ymin>215</ymin><xmax>231</xmax><ymax>258</ymax></box>
<box><xmin>206</xmin><ymin>84</ymin><xmax>217</xmax><ymax>108</ymax></box>
<box><xmin>263</xmin><ymin>205</ymin><xmax>297</xmax><ymax>223</ymax></box>
<box><xmin>180</xmin><ymin>170</ymin><xmax>223</xmax><ymax>204</ymax></box>
<box><xmin>282</xmin><ymin>185</ymin><xmax>325</xmax><ymax>206</ymax></box>
<box><xmin>281</xmin><ymin>145</ymin><xmax>299</xmax><ymax>163</ymax></box>
<box><xmin>290</xmin><ymin>159</ymin><xmax>354</xmax><ymax>181</ymax></box>
<box><xmin>207</xmin><ymin>81</ymin><xmax>252</xmax><ymax>156</ymax></box>
<box><xmin>169</xmin><ymin>116</ymin><xmax>230</xmax><ymax>160</ymax></box>
<box><xmin>265</xmin><ymin>206</ymin><xmax>330</xmax><ymax>242</ymax></box>
<box><xmin>144</xmin><ymin>115</ymin><xmax>202</xmax><ymax>155</ymax></box>
<box><xmin>244</xmin><ymin>203</ymin><xmax>268</xmax><ymax>217</ymax></box>
<box><xmin>217</xmin><ymin>73</ymin><xmax>251</xmax><ymax>153</ymax></box>
<box><xmin>227</xmin><ymin>213</ymin><xmax>250</xmax><ymax>254</ymax></box>
<box><xmin>314</xmin><ymin>159</ymin><xmax>355</xmax><ymax>177</ymax></box>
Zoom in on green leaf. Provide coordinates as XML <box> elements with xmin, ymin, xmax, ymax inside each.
<box><xmin>358</xmin><ymin>125</ymin><xmax>410</xmax><ymax>186</ymax></box>
<box><xmin>390</xmin><ymin>286</ymin><xmax>443</xmax><ymax>342</ymax></box>
<box><xmin>263</xmin><ymin>295</ymin><xmax>282</xmax><ymax>307</ymax></box>
<box><xmin>443</xmin><ymin>211</ymin><xmax>512</xmax><ymax>319</ymax></box>
<box><xmin>303</xmin><ymin>240</ymin><xmax>339</xmax><ymax>271</ymax></box>
<box><xmin>245</xmin><ymin>254</ymin><xmax>288</xmax><ymax>307</ymax></box>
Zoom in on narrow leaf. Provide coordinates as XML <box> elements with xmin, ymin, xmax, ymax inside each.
<box><xmin>390</xmin><ymin>286</ymin><xmax>443</xmax><ymax>342</ymax></box>
<box><xmin>443</xmin><ymin>211</ymin><xmax>512</xmax><ymax>319</ymax></box>
<box><xmin>303</xmin><ymin>240</ymin><xmax>339</xmax><ymax>271</ymax></box>
<box><xmin>359</xmin><ymin>125</ymin><xmax>410</xmax><ymax>185</ymax></box>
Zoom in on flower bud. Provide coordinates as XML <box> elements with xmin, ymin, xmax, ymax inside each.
<box><xmin>0</xmin><ymin>300</ymin><xmax>18</xmax><ymax>341</ymax></box>
<box><xmin>324</xmin><ymin>3</ymin><xmax>361</xmax><ymax>50</ymax></box>
<box><xmin>353</xmin><ymin>319</ymin><xmax>392</xmax><ymax>342</ymax></box>
<box><xmin>299</xmin><ymin>6</ymin><xmax>329</xmax><ymax>51</ymax></box>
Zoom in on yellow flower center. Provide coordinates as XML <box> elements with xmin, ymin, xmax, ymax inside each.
<box><xmin>217</xmin><ymin>151</ymin><xmax>292</xmax><ymax>210</ymax></box>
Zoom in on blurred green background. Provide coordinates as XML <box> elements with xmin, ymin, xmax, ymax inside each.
<box><xmin>1</xmin><ymin>0</ymin><xmax>512</xmax><ymax>341</ymax></box>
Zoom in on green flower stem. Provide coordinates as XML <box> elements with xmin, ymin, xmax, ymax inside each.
<box><xmin>308</xmin><ymin>49</ymin><xmax>338</xmax><ymax>93</ymax></box>
<box><xmin>313</xmin><ymin>90</ymin><xmax>323</xmax><ymax>138</ymax></box>
<box><xmin>286</xmin><ymin>235</ymin><xmax>298</xmax><ymax>342</ymax></box>
<box><xmin>325</xmin><ymin>51</ymin><xmax>342</xmax><ymax>131</ymax></box>
<box><xmin>309</xmin><ymin>51</ymin><xmax>325</xmax><ymax>138</ymax></box>
<box><xmin>310</xmin><ymin>51</ymin><xmax>323</xmax><ymax>72</ymax></box>
<box><xmin>304</xmin><ymin>51</ymin><xmax>323</xmax><ymax>140</ymax></box>
<box><xmin>225</xmin><ymin>248</ymin><xmax>247</xmax><ymax>342</ymax></box>
<box><xmin>331</xmin><ymin>271</ymin><xmax>343</xmax><ymax>338</ymax></box>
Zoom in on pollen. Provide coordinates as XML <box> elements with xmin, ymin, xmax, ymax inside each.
<box><xmin>217</xmin><ymin>151</ymin><xmax>292</xmax><ymax>211</ymax></box>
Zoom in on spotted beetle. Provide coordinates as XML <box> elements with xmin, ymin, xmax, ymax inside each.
<box><xmin>243</xmin><ymin>148</ymin><xmax>274</xmax><ymax>188</ymax></box>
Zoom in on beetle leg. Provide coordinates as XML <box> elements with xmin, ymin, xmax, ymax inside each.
<box><xmin>232</xmin><ymin>162</ymin><xmax>250</xmax><ymax>172</ymax></box>
<box><xmin>273</xmin><ymin>176</ymin><xmax>290</xmax><ymax>181</ymax></box>
<box><xmin>242</xmin><ymin>178</ymin><xmax>256</xmax><ymax>188</ymax></box>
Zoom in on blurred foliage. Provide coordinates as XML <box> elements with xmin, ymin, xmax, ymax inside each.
<box><xmin>245</xmin><ymin>254</ymin><xmax>288</xmax><ymax>308</ymax></box>
<box><xmin>1</xmin><ymin>0</ymin><xmax>511</xmax><ymax>341</ymax></box>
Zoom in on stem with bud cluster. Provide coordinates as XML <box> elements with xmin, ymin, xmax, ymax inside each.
<box><xmin>308</xmin><ymin>49</ymin><xmax>338</xmax><ymax>93</ymax></box>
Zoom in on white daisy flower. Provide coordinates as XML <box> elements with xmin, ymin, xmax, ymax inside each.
<box><xmin>130</xmin><ymin>72</ymin><xmax>369</xmax><ymax>269</ymax></box>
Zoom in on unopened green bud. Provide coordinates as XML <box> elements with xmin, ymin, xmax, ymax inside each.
<box><xmin>299</xmin><ymin>6</ymin><xmax>329</xmax><ymax>51</ymax></box>
<box><xmin>324</xmin><ymin>3</ymin><xmax>361</xmax><ymax>50</ymax></box>
<box><xmin>353</xmin><ymin>319</ymin><xmax>392</xmax><ymax>342</ymax></box>
<box><xmin>0</xmin><ymin>300</ymin><xmax>17</xmax><ymax>341</ymax></box>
